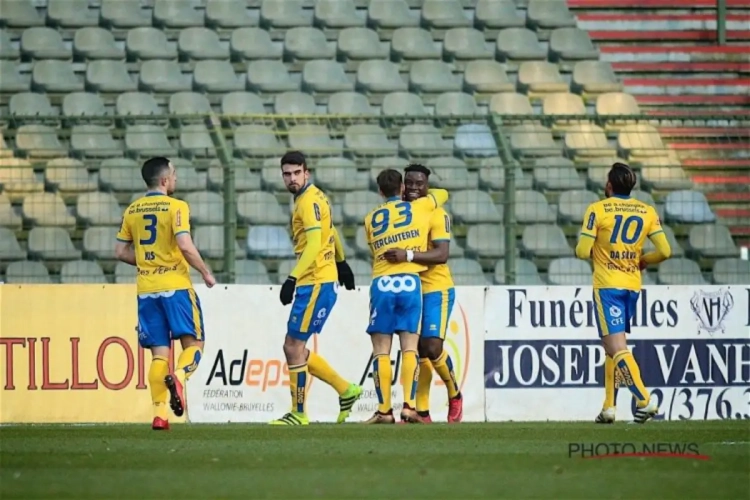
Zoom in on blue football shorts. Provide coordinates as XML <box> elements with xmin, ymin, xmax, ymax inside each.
<box><xmin>287</xmin><ymin>281</ymin><xmax>339</xmax><ymax>341</ymax></box>
<box><xmin>137</xmin><ymin>288</ymin><xmax>205</xmax><ymax>348</ymax></box>
<box><xmin>367</xmin><ymin>273</ymin><xmax>422</xmax><ymax>335</ymax></box>
<box><xmin>420</xmin><ymin>288</ymin><xmax>456</xmax><ymax>340</ymax></box>
<box><xmin>593</xmin><ymin>288</ymin><xmax>640</xmax><ymax>337</ymax></box>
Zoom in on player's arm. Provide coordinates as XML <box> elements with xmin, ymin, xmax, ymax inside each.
<box><xmin>172</xmin><ymin>203</ymin><xmax>212</xmax><ymax>280</ymax></box>
<box><xmin>289</xmin><ymin>200</ymin><xmax>323</xmax><ymax>279</ymax></box>
<box><xmin>575</xmin><ymin>204</ymin><xmax>598</xmax><ymax>260</ymax></box>
<box><xmin>388</xmin><ymin>210</ymin><xmax>451</xmax><ymax>265</ymax></box>
<box><xmin>114</xmin><ymin>217</ymin><xmax>136</xmax><ymax>265</ymax></box>
<box><xmin>413</xmin><ymin>188</ymin><xmax>450</xmax><ymax>211</ymax></box>
<box><xmin>641</xmin><ymin>211</ymin><xmax>671</xmax><ymax>265</ymax></box>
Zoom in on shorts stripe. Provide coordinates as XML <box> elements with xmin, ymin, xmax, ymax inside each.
<box><xmin>439</xmin><ymin>290</ymin><xmax>450</xmax><ymax>340</ymax></box>
<box><xmin>188</xmin><ymin>289</ymin><xmax>202</xmax><ymax>340</ymax></box>
<box><xmin>594</xmin><ymin>289</ymin><xmax>610</xmax><ymax>337</ymax></box>
<box><xmin>300</xmin><ymin>284</ymin><xmax>321</xmax><ymax>332</ymax></box>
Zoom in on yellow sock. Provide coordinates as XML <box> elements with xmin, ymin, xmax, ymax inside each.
<box><xmin>176</xmin><ymin>345</ymin><xmax>202</xmax><ymax>383</ymax></box>
<box><xmin>603</xmin><ymin>354</ymin><xmax>619</xmax><ymax>410</ymax></box>
<box><xmin>308</xmin><ymin>351</ymin><xmax>349</xmax><ymax>395</ymax></box>
<box><xmin>613</xmin><ymin>350</ymin><xmax>650</xmax><ymax>407</ymax></box>
<box><xmin>149</xmin><ymin>355</ymin><xmax>169</xmax><ymax>420</ymax></box>
<box><xmin>373</xmin><ymin>354</ymin><xmax>392</xmax><ymax>413</ymax></box>
<box><xmin>432</xmin><ymin>350</ymin><xmax>460</xmax><ymax>399</ymax></box>
<box><xmin>401</xmin><ymin>350</ymin><xmax>419</xmax><ymax>409</ymax></box>
<box><xmin>416</xmin><ymin>359</ymin><xmax>433</xmax><ymax>413</ymax></box>
<box><xmin>288</xmin><ymin>363</ymin><xmax>309</xmax><ymax>415</ymax></box>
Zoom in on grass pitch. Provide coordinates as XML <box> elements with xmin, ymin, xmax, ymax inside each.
<box><xmin>1</xmin><ymin>421</ymin><xmax>748</xmax><ymax>499</ymax></box>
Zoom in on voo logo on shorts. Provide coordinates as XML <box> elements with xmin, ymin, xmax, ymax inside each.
<box><xmin>376</xmin><ymin>276</ymin><xmax>417</xmax><ymax>294</ymax></box>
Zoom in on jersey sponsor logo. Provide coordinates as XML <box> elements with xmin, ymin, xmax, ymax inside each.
<box><xmin>690</xmin><ymin>289</ymin><xmax>734</xmax><ymax>336</ymax></box>
<box><xmin>586</xmin><ymin>212</ymin><xmax>595</xmax><ymax>231</ymax></box>
<box><xmin>375</xmin><ymin>275</ymin><xmax>418</xmax><ymax>294</ymax></box>
<box><xmin>608</xmin><ymin>305</ymin><xmax>625</xmax><ymax>326</ymax></box>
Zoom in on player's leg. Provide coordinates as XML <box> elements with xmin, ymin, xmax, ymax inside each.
<box><xmin>597</xmin><ymin>353</ymin><xmax>620</xmax><ymax>424</ymax></box>
<box><xmin>364</xmin><ymin>283</ymin><xmax>397</xmax><ymax>424</ymax></box>
<box><xmin>426</xmin><ymin>288</ymin><xmax>462</xmax><ymax>422</ymax></box>
<box><xmin>415</xmin><ymin>339</ymin><xmax>433</xmax><ymax>422</ymax></box>
<box><xmin>394</xmin><ymin>277</ymin><xmax>423</xmax><ymax>423</ymax></box>
<box><xmin>162</xmin><ymin>289</ymin><xmax>206</xmax><ymax>418</ymax></box>
<box><xmin>137</xmin><ymin>296</ymin><xmax>172</xmax><ymax>430</ymax></box>
<box><xmin>302</xmin><ymin>282</ymin><xmax>363</xmax><ymax>423</ymax></box>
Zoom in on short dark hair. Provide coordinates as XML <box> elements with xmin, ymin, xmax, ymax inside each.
<box><xmin>141</xmin><ymin>157</ymin><xmax>171</xmax><ymax>189</ymax></box>
<box><xmin>404</xmin><ymin>163</ymin><xmax>431</xmax><ymax>178</ymax></box>
<box><xmin>377</xmin><ymin>169</ymin><xmax>403</xmax><ymax>198</ymax></box>
<box><xmin>280</xmin><ymin>150</ymin><xmax>307</xmax><ymax>170</ymax></box>
<box><xmin>608</xmin><ymin>162</ymin><xmax>637</xmax><ymax>196</ymax></box>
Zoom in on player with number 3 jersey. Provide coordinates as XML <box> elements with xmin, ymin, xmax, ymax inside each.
<box><xmin>363</xmin><ymin>168</ymin><xmax>449</xmax><ymax>424</ymax></box>
<box><xmin>575</xmin><ymin>162</ymin><xmax>671</xmax><ymax>425</ymax></box>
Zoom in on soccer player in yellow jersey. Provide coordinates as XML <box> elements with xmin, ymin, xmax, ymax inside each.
<box><xmin>270</xmin><ymin>151</ymin><xmax>363</xmax><ymax>426</ymax></box>
<box><xmin>364</xmin><ymin>169</ymin><xmax>449</xmax><ymax>424</ymax></box>
<box><xmin>114</xmin><ymin>157</ymin><xmax>216</xmax><ymax>431</ymax></box>
<box><xmin>575</xmin><ymin>163</ymin><xmax>671</xmax><ymax>424</ymax></box>
<box><xmin>384</xmin><ymin>164</ymin><xmax>463</xmax><ymax>423</ymax></box>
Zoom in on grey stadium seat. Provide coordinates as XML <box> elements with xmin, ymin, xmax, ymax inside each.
<box><xmin>77</xmin><ymin>192</ymin><xmax>122</xmax><ymax>225</ymax></box>
<box><xmin>83</xmin><ymin>227</ymin><xmax>118</xmax><ymax>259</ymax></box>
<box><xmin>171</xmin><ymin>158</ymin><xmax>208</xmax><ymax>190</ymax></box>
<box><xmin>478</xmin><ymin>158</ymin><xmax>533</xmax><ymax>191</ymax></box>
<box><xmin>153</xmin><ymin>0</ymin><xmax>204</xmax><ymax>29</ymax></box>
<box><xmin>515</xmin><ymin>190</ymin><xmax>556</xmax><ymax>224</ymax></box>
<box><xmin>349</xmin><ymin>259</ymin><xmax>373</xmax><ymax>285</ymax></box>
<box><xmin>207</xmin><ymin>160</ymin><xmax>263</xmax><ymax>192</ymax></box>
<box><xmin>33</xmin><ymin>60</ymin><xmax>83</xmax><ymax>92</ymax></box>
<box><xmin>0</xmin><ymin>61</ymin><xmax>28</xmax><ymax>92</ymax></box>
<box><xmin>421</xmin><ymin>0</ymin><xmax>472</xmax><ymax>30</ymax></box>
<box><xmin>597</xmin><ymin>92</ymin><xmax>642</xmax><ymax>124</ymax></box>
<box><xmin>617</xmin><ymin>124</ymin><xmax>668</xmax><ymax>159</ymax></box>
<box><xmin>28</xmin><ymin>227</ymin><xmax>81</xmax><ymax>259</ymax></box>
<box><xmin>0</xmin><ymin>158</ymin><xmax>44</xmax><ymax>198</ymax></box>
<box><xmin>474</xmin><ymin>0</ymin><xmax>525</xmax><ymax>31</ymax></box>
<box><xmin>0</xmin><ymin>193</ymin><xmax>23</xmax><ymax>228</ymax></box>
<box><xmin>222</xmin><ymin>92</ymin><xmax>265</xmax><ymax>119</ymax></box>
<box><xmin>114</xmin><ymin>261</ymin><xmax>136</xmax><ymax>284</ymax></box>
<box><xmin>644</xmin><ymin>224</ymin><xmax>684</xmax><ymax>258</ymax></box>
<box><xmin>466</xmin><ymin>224</ymin><xmax>505</xmax><ymax>258</ymax></box>
<box><xmin>125</xmin><ymin>124</ymin><xmax>178</xmax><ymax>158</ymax></box>
<box><xmin>237</xmin><ymin>191</ymin><xmax>288</xmax><ymax>225</ymax></box>
<box><xmin>399</xmin><ymin>124</ymin><xmax>452</xmax><ymax>157</ymax></box>
<box><xmin>21</xmin><ymin>27</ymin><xmax>70</xmax><ymax>59</ymax></box>
<box><xmin>449</xmin><ymin>258</ymin><xmax>489</xmax><ymax>286</ymax></box>
<box><xmin>464</xmin><ymin>61</ymin><xmax>515</xmax><ymax>94</ymax></box>
<box><xmin>451</xmin><ymin>190</ymin><xmax>501</xmax><ymax>224</ymax></box>
<box><xmin>314</xmin><ymin>157</ymin><xmax>369</xmax><ymax>191</ymax></box>
<box><xmin>658</xmin><ymin>258</ymin><xmax>707</xmax><ymax>285</ymax></box>
<box><xmin>345</xmin><ymin>124</ymin><xmax>398</xmax><ymax>157</ymax></box>
<box><xmin>429</xmin><ymin>157</ymin><xmax>477</xmax><ymax>190</ymax></box>
<box><xmin>665</xmin><ymin>190</ymin><xmax>716</xmax><ymax>224</ymax></box>
<box><xmin>444</xmin><ymin>28</ymin><xmax>493</xmax><ymax>63</ymax></box>
<box><xmin>194</xmin><ymin>60</ymin><xmax>245</xmax><ymax>93</ymax></box>
<box><xmin>205</xmin><ymin>0</ymin><xmax>257</xmax><ymax>29</ymax></box>
<box><xmin>46</xmin><ymin>158</ymin><xmax>98</xmax><ymax>193</ymax></box>
<box><xmin>328</xmin><ymin>92</ymin><xmax>375</xmax><ymax>115</ymax></box>
<box><xmin>455</xmin><ymin>124</ymin><xmax>498</xmax><ymax>158</ymax></box>
<box><xmin>302</xmin><ymin>60</ymin><xmax>355</xmax><ymax>93</ymax></box>
<box><xmin>542</xmin><ymin>92</ymin><xmax>587</xmax><ymax>128</ymax></box>
<box><xmin>489</xmin><ymin>93</ymin><xmax>533</xmax><ymax>117</ymax></box>
<box><xmin>392</xmin><ymin>28</ymin><xmax>441</xmax><ymax>61</ymax></box>
<box><xmin>0</xmin><ymin>134</ymin><xmax>12</xmax><ymax>158</ymax></box>
<box><xmin>527</xmin><ymin>0</ymin><xmax>577</xmax><ymax>30</ymax></box>
<box><xmin>170</xmin><ymin>92</ymin><xmax>212</xmax><ymax>122</ymax></box>
<box><xmin>9</xmin><ymin>92</ymin><xmax>58</xmax><ymax>121</ymax></box>
<box><xmin>368</xmin><ymin>0</ymin><xmax>419</xmax><ymax>34</ymax></box>
<box><xmin>231</xmin><ymin>28</ymin><xmax>283</xmax><ymax>60</ymax></box>
<box><xmin>194</xmin><ymin>226</ymin><xmax>244</xmax><ymax>259</ymax></box>
<box><xmin>74</xmin><ymin>27</ymin><xmax>124</xmax><ymax>59</ymax></box>
<box><xmin>688</xmin><ymin>224</ymin><xmax>739</xmax><ymax>258</ymax></box>
<box><xmin>234</xmin><ymin>125</ymin><xmax>285</xmax><ymax>157</ymax></box>
<box><xmin>558</xmin><ymin>190</ymin><xmax>600</xmax><ymax>223</ymax></box>
<box><xmin>117</xmin><ymin>92</ymin><xmax>162</xmax><ymax>121</ymax></box>
<box><xmin>23</xmin><ymin>192</ymin><xmax>76</xmax><ymax>226</ymax></box>
<box><xmin>314</xmin><ymin>0</ymin><xmax>365</xmax><ymax>32</ymax></box>
<box><xmin>0</xmin><ymin>30</ymin><xmax>20</xmax><ymax>59</ymax></box>
<box><xmin>101</xmin><ymin>0</ymin><xmax>151</xmax><ymax>28</ymax></box>
<box><xmin>713</xmin><ymin>258</ymin><xmax>750</xmax><ymax>286</ymax></box>
<box><xmin>548</xmin><ymin>258</ymin><xmax>592</xmax><ymax>286</ymax></box>
<box><xmin>126</xmin><ymin>27</ymin><xmax>178</xmax><ymax>60</ymax></box>
<box><xmin>140</xmin><ymin>60</ymin><xmax>191</xmax><ymax>93</ymax></box>
<box><xmin>86</xmin><ymin>60</ymin><xmax>137</xmax><ymax>92</ymax></box>
<box><xmin>565</xmin><ymin>123</ymin><xmax>618</xmax><ymax>160</ymax></box>
<box><xmin>357</xmin><ymin>60</ymin><xmax>408</xmax><ymax>94</ymax></box>
<box><xmin>288</xmin><ymin>124</ymin><xmax>342</xmax><ymax>156</ymax></box>
<box><xmin>0</xmin><ymin>227</ymin><xmax>27</xmax><ymax>260</ymax></box>
<box><xmin>353</xmin><ymin>225</ymin><xmax>370</xmax><ymax>256</ymax></box>
<box><xmin>522</xmin><ymin>224</ymin><xmax>570</xmax><ymax>258</ymax></box>
<box><xmin>16</xmin><ymin>125</ymin><xmax>66</xmax><ymax>158</ymax></box>
<box><xmin>246</xmin><ymin>226</ymin><xmax>295</xmax><ymax>259</ymax></box>
<box><xmin>5</xmin><ymin>261</ymin><xmax>51</xmax><ymax>284</ymax></box>
<box><xmin>247</xmin><ymin>60</ymin><xmax>298</xmax><ymax>92</ymax></box>
<box><xmin>494</xmin><ymin>258</ymin><xmax>544</xmax><ymax>285</ymax></box>
<box><xmin>179</xmin><ymin>27</ymin><xmax>229</xmax><ymax>60</ymax></box>
<box><xmin>235</xmin><ymin>260</ymin><xmax>273</xmax><ymax>285</ymax></box>
<box><xmin>0</xmin><ymin>0</ymin><xmax>44</xmax><ymax>27</ymax></box>
<box><xmin>496</xmin><ymin>28</ymin><xmax>546</xmax><ymax>62</ymax></box>
<box><xmin>185</xmin><ymin>191</ymin><xmax>224</xmax><ymax>224</ymax></box>
<box><xmin>343</xmin><ymin>190</ymin><xmax>381</xmax><ymax>223</ymax></box>
<box><xmin>518</xmin><ymin>62</ymin><xmax>569</xmax><ymax>97</ymax></box>
<box><xmin>510</xmin><ymin>124</ymin><xmax>562</xmax><ymax>158</ymax></box>
<box><xmin>99</xmin><ymin>158</ymin><xmax>143</xmax><ymax>192</ymax></box>
<box><xmin>640</xmin><ymin>156</ymin><xmax>693</xmax><ymax>191</ymax></box>
<box><xmin>275</xmin><ymin>91</ymin><xmax>317</xmax><ymax>115</ymax></box>
<box><xmin>572</xmin><ymin>61</ymin><xmax>624</xmax><ymax>96</ymax></box>
<box><xmin>70</xmin><ymin>125</ymin><xmax>121</xmax><ymax>158</ymax></box>
<box><xmin>62</xmin><ymin>92</ymin><xmax>109</xmax><ymax>123</ymax></box>
<box><xmin>533</xmin><ymin>157</ymin><xmax>586</xmax><ymax>191</ymax></box>
<box><xmin>381</xmin><ymin>92</ymin><xmax>427</xmax><ymax>117</ymax></box>
<box><xmin>549</xmin><ymin>28</ymin><xmax>600</xmax><ymax>62</ymax></box>
<box><xmin>260</xmin><ymin>0</ymin><xmax>311</xmax><ymax>30</ymax></box>
<box><xmin>409</xmin><ymin>61</ymin><xmax>462</xmax><ymax>94</ymax></box>
<box><xmin>285</xmin><ymin>27</ymin><xmax>335</xmax><ymax>60</ymax></box>
<box><xmin>435</xmin><ymin>92</ymin><xmax>478</xmax><ymax>116</ymax></box>
<box><xmin>61</xmin><ymin>260</ymin><xmax>107</xmax><ymax>284</ymax></box>
<box><xmin>337</xmin><ymin>28</ymin><xmax>389</xmax><ymax>61</ymax></box>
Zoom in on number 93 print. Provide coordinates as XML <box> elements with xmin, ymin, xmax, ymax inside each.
<box><xmin>630</xmin><ymin>387</ymin><xmax>750</xmax><ymax>421</ymax></box>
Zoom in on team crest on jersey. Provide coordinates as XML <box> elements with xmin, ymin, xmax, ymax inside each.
<box><xmin>690</xmin><ymin>289</ymin><xmax>734</xmax><ymax>336</ymax></box>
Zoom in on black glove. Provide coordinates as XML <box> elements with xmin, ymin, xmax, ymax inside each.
<box><xmin>336</xmin><ymin>260</ymin><xmax>355</xmax><ymax>290</ymax></box>
<box><xmin>280</xmin><ymin>276</ymin><xmax>297</xmax><ymax>305</ymax></box>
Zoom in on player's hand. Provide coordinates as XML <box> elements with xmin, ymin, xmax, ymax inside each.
<box><xmin>202</xmin><ymin>272</ymin><xmax>216</xmax><ymax>288</ymax></box>
<box><xmin>383</xmin><ymin>249</ymin><xmax>407</xmax><ymax>263</ymax></box>
<box><xmin>336</xmin><ymin>260</ymin><xmax>355</xmax><ymax>290</ymax></box>
<box><xmin>638</xmin><ymin>259</ymin><xmax>648</xmax><ymax>271</ymax></box>
<box><xmin>280</xmin><ymin>276</ymin><xmax>297</xmax><ymax>305</ymax></box>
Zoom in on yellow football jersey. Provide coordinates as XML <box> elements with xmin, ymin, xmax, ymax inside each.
<box><xmin>292</xmin><ymin>184</ymin><xmax>337</xmax><ymax>285</ymax></box>
<box><xmin>116</xmin><ymin>193</ymin><xmax>193</xmax><ymax>294</ymax></box>
<box><xmin>365</xmin><ymin>189</ymin><xmax>449</xmax><ymax>279</ymax></box>
<box><xmin>420</xmin><ymin>207</ymin><xmax>455</xmax><ymax>293</ymax></box>
<box><xmin>580</xmin><ymin>195</ymin><xmax>662</xmax><ymax>291</ymax></box>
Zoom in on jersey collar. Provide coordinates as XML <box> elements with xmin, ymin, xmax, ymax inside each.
<box><xmin>611</xmin><ymin>194</ymin><xmax>631</xmax><ymax>200</ymax></box>
<box><xmin>145</xmin><ymin>191</ymin><xmax>163</xmax><ymax>197</ymax></box>
<box><xmin>385</xmin><ymin>196</ymin><xmax>401</xmax><ymax>202</ymax></box>
<box><xmin>294</xmin><ymin>182</ymin><xmax>312</xmax><ymax>200</ymax></box>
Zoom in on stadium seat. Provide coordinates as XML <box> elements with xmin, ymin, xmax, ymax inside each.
<box><xmin>436</xmin><ymin>92</ymin><xmax>479</xmax><ymax>116</ymax></box>
<box><xmin>5</xmin><ymin>261</ymin><xmax>51</xmax><ymax>284</ymax></box>
<box><xmin>21</xmin><ymin>28</ymin><xmax>71</xmax><ymax>59</ymax></box>
<box><xmin>170</xmin><ymin>92</ymin><xmax>212</xmax><ymax>122</ymax></box>
<box><xmin>194</xmin><ymin>226</ymin><xmax>244</xmax><ymax>259</ymax></box>
<box><xmin>368</xmin><ymin>0</ymin><xmax>420</xmax><ymax>34</ymax></box>
<box><xmin>260</xmin><ymin>0</ymin><xmax>310</xmax><ymax>30</ymax></box>
<box><xmin>639</xmin><ymin>156</ymin><xmax>693</xmax><ymax>191</ymax></box>
<box><xmin>328</xmin><ymin>92</ymin><xmax>375</xmax><ymax>115</ymax></box>
<box><xmin>510</xmin><ymin>124</ymin><xmax>561</xmax><ymax>158</ymax></box>
<box><xmin>466</xmin><ymin>224</ymin><xmax>506</xmax><ymax>258</ymax></box>
<box><xmin>16</xmin><ymin>125</ymin><xmax>66</xmax><ymax>158</ymax></box>
<box><xmin>444</xmin><ymin>28</ymin><xmax>493</xmax><ymax>64</ymax></box>
<box><xmin>62</xmin><ymin>93</ymin><xmax>109</xmax><ymax>123</ymax></box>
<box><xmin>195</xmin><ymin>60</ymin><xmax>245</xmax><ymax>93</ymax></box>
<box><xmin>455</xmin><ymin>123</ymin><xmax>498</xmax><ymax>157</ymax></box>
<box><xmin>0</xmin><ymin>134</ymin><xmax>12</xmax><ymax>158</ymax></box>
<box><xmin>28</xmin><ymin>227</ymin><xmax>81</xmax><ymax>259</ymax></box>
<box><xmin>515</xmin><ymin>190</ymin><xmax>556</xmax><ymax>224</ymax></box>
<box><xmin>0</xmin><ymin>30</ymin><xmax>19</xmax><ymax>59</ymax></box>
<box><xmin>0</xmin><ymin>0</ymin><xmax>44</xmax><ymax>27</ymax></box>
<box><xmin>381</xmin><ymin>92</ymin><xmax>428</xmax><ymax>117</ymax></box>
<box><xmin>337</xmin><ymin>28</ymin><xmax>389</xmax><ymax>61</ymax></box>
<box><xmin>0</xmin><ymin>61</ymin><xmax>28</xmax><ymax>92</ymax></box>
<box><xmin>86</xmin><ymin>60</ymin><xmax>138</xmax><ymax>92</ymax></box>
<box><xmin>60</xmin><ymin>260</ymin><xmax>107</xmax><ymax>284</ymax></box>
<box><xmin>116</xmin><ymin>93</ymin><xmax>164</xmax><ymax>124</ymax></box>
<box><xmin>83</xmin><ymin>227</ymin><xmax>118</xmax><ymax>259</ymax></box>
<box><xmin>665</xmin><ymin>190</ymin><xmax>716</xmax><ymax>224</ymax></box>
<box><xmin>343</xmin><ymin>190</ymin><xmax>381</xmax><ymax>223</ymax></box>
<box><xmin>464</xmin><ymin>61</ymin><xmax>515</xmax><ymax>93</ymax></box>
<box><xmin>184</xmin><ymin>191</ymin><xmax>224</xmax><ymax>224</ymax></box>
<box><xmin>713</xmin><ymin>258</ymin><xmax>750</xmax><ymax>286</ymax></box>
<box><xmin>549</xmin><ymin>28</ymin><xmax>600</xmax><ymax>62</ymax></box>
<box><xmin>23</xmin><ymin>192</ymin><xmax>76</xmax><ymax>227</ymax></box>
<box><xmin>0</xmin><ymin>158</ymin><xmax>44</xmax><ymax>198</ymax></box>
<box><xmin>430</xmin><ymin>157</ymin><xmax>477</xmax><ymax>190</ymax></box>
<box><xmin>178</xmin><ymin>27</ymin><xmax>229</xmax><ymax>60</ymax></box>
<box><xmin>494</xmin><ymin>258</ymin><xmax>545</xmax><ymax>285</ymax></box>
<box><xmin>207</xmin><ymin>160</ymin><xmax>262</xmax><ymax>192</ymax></box>
<box><xmin>392</xmin><ymin>28</ymin><xmax>441</xmax><ymax>61</ymax></box>
<box><xmin>0</xmin><ymin>227</ymin><xmax>27</xmax><ymax>261</ymax></box>
<box><xmin>247</xmin><ymin>60</ymin><xmax>298</xmax><ymax>93</ymax></box>
<box><xmin>114</xmin><ymin>261</ymin><xmax>136</xmax><ymax>283</ymax></box>
<box><xmin>288</xmin><ymin>124</ymin><xmax>342</xmax><ymax>156</ymax></box>
<box><xmin>286</xmin><ymin>28</ymin><xmax>335</xmax><ymax>61</ymax></box>
<box><xmin>274</xmin><ymin>91</ymin><xmax>316</xmax><ymax>115</ymax></box>
<box><xmin>222</xmin><ymin>92</ymin><xmax>266</xmax><ymax>119</ymax></box>
<box><xmin>205</xmin><ymin>0</ymin><xmax>256</xmax><ymax>29</ymax></box>
<box><xmin>518</xmin><ymin>62</ymin><xmax>569</xmax><ymax>97</ymax></box>
<box><xmin>314</xmin><ymin>0</ymin><xmax>364</xmax><ymax>33</ymax></box>
<box><xmin>558</xmin><ymin>190</ymin><xmax>600</xmax><ymax>224</ymax></box>
<box><xmin>400</xmin><ymin>124</ymin><xmax>453</xmax><ymax>157</ymax></box>
<box><xmin>522</xmin><ymin>224</ymin><xmax>571</xmax><ymax>258</ymax></box>
<box><xmin>410</xmin><ymin>60</ymin><xmax>463</xmax><ymax>95</ymax></box>
<box><xmin>688</xmin><ymin>224</ymin><xmax>739</xmax><ymax>258</ymax></box>
<box><xmin>357</xmin><ymin>60</ymin><xmax>408</xmax><ymax>94</ymax></box>
<box><xmin>234</xmin><ymin>124</ymin><xmax>285</xmax><ymax>157</ymax></box>
<box><xmin>618</xmin><ymin>124</ymin><xmax>668</xmax><ymax>160</ymax></box>
<box><xmin>71</xmin><ymin>125</ymin><xmax>121</xmax><ymax>158</ymax></box>
<box><xmin>314</xmin><ymin>157</ymin><xmax>370</xmax><ymax>191</ymax></box>
<box><xmin>126</xmin><ymin>27</ymin><xmax>178</xmax><ymax>60</ymax></box>
<box><xmin>422</xmin><ymin>0</ymin><xmax>471</xmax><ymax>31</ymax></box>
<box><xmin>0</xmin><ymin>193</ymin><xmax>22</xmax><ymax>228</ymax></box>
<box><xmin>73</xmin><ymin>27</ymin><xmax>124</xmax><ymax>60</ymax></box>
<box><xmin>46</xmin><ymin>158</ymin><xmax>98</xmax><ymax>193</ymax></box>
<box><xmin>303</xmin><ymin>59</ymin><xmax>355</xmax><ymax>93</ymax></box>
<box><xmin>451</xmin><ymin>190</ymin><xmax>501</xmax><ymax>224</ymax></box>
<box><xmin>237</xmin><ymin>191</ymin><xmax>288</xmax><ymax>225</ymax></box>
<box><xmin>474</xmin><ymin>0</ymin><xmax>525</xmax><ymax>32</ymax></box>
<box><xmin>246</xmin><ymin>225</ymin><xmax>295</xmax><ymax>258</ymax></box>
<box><xmin>234</xmin><ymin>260</ymin><xmax>273</xmax><ymax>285</ymax></box>
<box><xmin>527</xmin><ymin>0</ymin><xmax>577</xmax><ymax>30</ymax></box>
<box><xmin>479</xmin><ymin>158</ymin><xmax>532</xmax><ymax>191</ymax></box>
<box><xmin>565</xmin><ymin>123</ymin><xmax>618</xmax><ymax>160</ymax></box>
<box><xmin>496</xmin><ymin>28</ymin><xmax>546</xmax><ymax>62</ymax></box>
<box><xmin>533</xmin><ymin>157</ymin><xmax>586</xmax><ymax>191</ymax></box>
<box><xmin>231</xmin><ymin>28</ymin><xmax>283</xmax><ymax>60</ymax></box>
<box><xmin>658</xmin><ymin>258</ymin><xmax>707</xmax><ymax>285</ymax></box>
<box><xmin>572</xmin><ymin>62</ymin><xmax>624</xmax><ymax>97</ymax></box>
<box><xmin>345</xmin><ymin>124</ymin><xmax>398</xmax><ymax>157</ymax></box>
<box><xmin>33</xmin><ymin>60</ymin><xmax>84</xmax><ymax>93</ymax></box>
<box><xmin>9</xmin><ymin>92</ymin><xmax>58</xmax><ymax>121</ymax></box>
<box><xmin>448</xmin><ymin>258</ymin><xmax>488</xmax><ymax>286</ymax></box>
<box><xmin>170</xmin><ymin>158</ymin><xmax>208</xmax><ymax>190</ymax></box>
<box><xmin>548</xmin><ymin>258</ymin><xmax>592</xmax><ymax>286</ymax></box>
<box><xmin>542</xmin><ymin>93</ymin><xmax>587</xmax><ymax>129</ymax></box>
<box><xmin>348</xmin><ymin>259</ymin><xmax>373</xmax><ymax>285</ymax></box>
<box><xmin>48</xmin><ymin>0</ymin><xmax>99</xmax><ymax>27</ymax></box>
<box><xmin>153</xmin><ymin>0</ymin><xmax>204</xmax><ymax>29</ymax></box>
<box><xmin>77</xmin><ymin>192</ymin><xmax>123</xmax><ymax>226</ymax></box>
<box><xmin>179</xmin><ymin>124</ymin><xmax>216</xmax><ymax>158</ymax></box>
<box><xmin>101</xmin><ymin>0</ymin><xmax>152</xmax><ymax>28</ymax></box>
<box><xmin>125</xmin><ymin>124</ymin><xmax>178</xmax><ymax>158</ymax></box>
<box><xmin>353</xmin><ymin>226</ymin><xmax>370</xmax><ymax>257</ymax></box>
<box><xmin>489</xmin><ymin>93</ymin><xmax>534</xmax><ymax>117</ymax></box>
<box><xmin>140</xmin><ymin>60</ymin><xmax>192</xmax><ymax>93</ymax></box>
<box><xmin>644</xmin><ymin>224</ymin><xmax>684</xmax><ymax>257</ymax></box>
